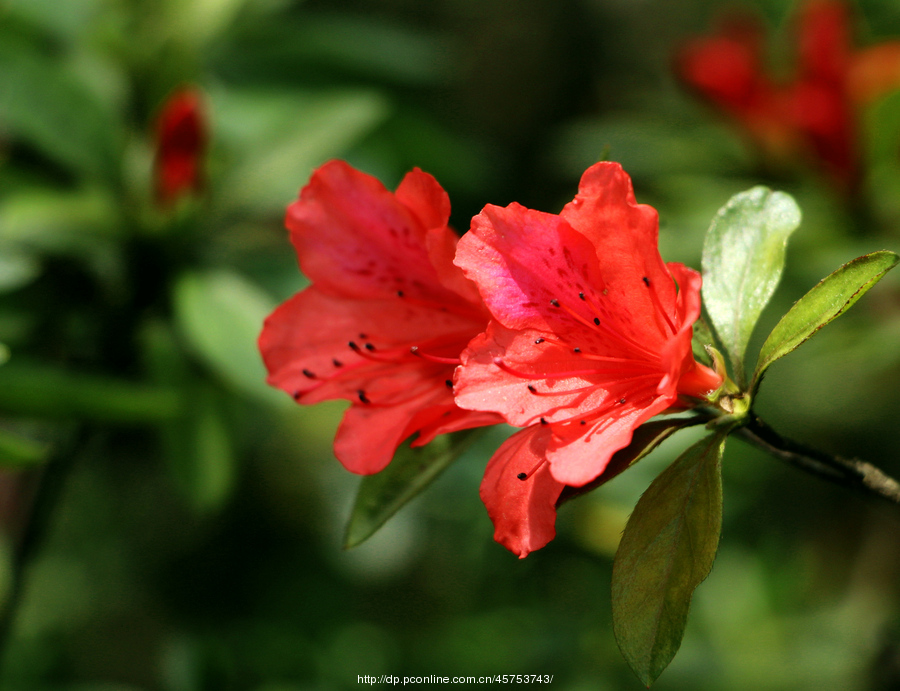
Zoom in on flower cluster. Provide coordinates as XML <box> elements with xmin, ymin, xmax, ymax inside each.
<box><xmin>260</xmin><ymin>160</ymin><xmax>722</xmax><ymax>557</ymax></box>
<box><xmin>677</xmin><ymin>0</ymin><xmax>900</xmax><ymax>192</ymax></box>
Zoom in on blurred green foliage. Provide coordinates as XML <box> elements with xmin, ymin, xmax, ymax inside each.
<box><xmin>0</xmin><ymin>0</ymin><xmax>898</xmax><ymax>689</ymax></box>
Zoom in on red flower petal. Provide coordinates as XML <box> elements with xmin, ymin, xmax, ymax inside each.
<box><xmin>545</xmin><ymin>394</ymin><xmax>674</xmax><ymax>487</ymax></box>
<box><xmin>394</xmin><ymin>167</ymin><xmax>451</xmax><ymax>232</ymax></box>
<box><xmin>334</xmin><ymin>387</ymin><xmax>451</xmax><ymax>474</ymax></box>
<box><xmin>797</xmin><ymin>0</ymin><xmax>852</xmax><ymax>85</ymax></box>
<box><xmin>455</xmin><ymin>201</ymin><xmax>616</xmax><ymax>336</ymax></box>
<box><xmin>410</xmin><ymin>406</ymin><xmax>504</xmax><ymax>448</ymax></box>
<box><xmin>260</xmin><ymin>286</ymin><xmax>476</xmax><ymax>406</ymax></box>
<box><xmin>285</xmin><ymin>161</ymin><xmax>469</xmax><ymax>306</ymax></box>
<box><xmin>479</xmin><ymin>426</ymin><xmax>564</xmax><ymax>558</ymax></box>
<box><xmin>455</xmin><ymin>162</ymin><xmax>723</xmax><ymax>524</ymax></box>
<box><xmin>455</xmin><ymin>321</ymin><xmax>659</xmax><ymax>428</ymax></box>
<box><xmin>262</xmin><ymin>162</ymin><xmax>494</xmax><ymax>475</ymax></box>
<box><xmin>560</xmin><ymin>162</ymin><xmax>680</xmax><ymax>346</ymax></box>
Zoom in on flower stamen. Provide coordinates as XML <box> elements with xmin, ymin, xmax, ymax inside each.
<box><xmin>552</xmin><ymin>296</ymin><xmax>660</xmax><ymax>362</ymax></box>
<box><xmin>642</xmin><ymin>275</ymin><xmax>678</xmax><ymax>335</ymax></box>
<box><xmin>410</xmin><ymin>346</ymin><xmax>460</xmax><ymax>365</ymax></box>
<box><xmin>516</xmin><ymin>456</ymin><xmax>548</xmax><ymax>481</ymax></box>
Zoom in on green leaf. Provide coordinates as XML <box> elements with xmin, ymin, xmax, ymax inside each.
<box><xmin>690</xmin><ymin>316</ymin><xmax>717</xmax><ymax>368</ymax></box>
<box><xmin>0</xmin><ymin>428</ymin><xmax>49</xmax><ymax>468</ymax></box>
<box><xmin>0</xmin><ymin>251</ymin><xmax>40</xmax><ymax>293</ymax></box>
<box><xmin>172</xmin><ymin>270</ymin><xmax>282</xmax><ymax>405</ymax></box>
<box><xmin>612</xmin><ymin>432</ymin><xmax>726</xmax><ymax>687</ymax></box>
<box><xmin>752</xmin><ymin>251</ymin><xmax>899</xmax><ymax>393</ymax></box>
<box><xmin>141</xmin><ymin>319</ymin><xmax>235</xmax><ymax>513</ymax></box>
<box><xmin>0</xmin><ymin>362</ymin><xmax>183</xmax><ymax>423</ymax></box>
<box><xmin>701</xmin><ymin>187</ymin><xmax>801</xmax><ymax>385</ymax></box>
<box><xmin>344</xmin><ymin>429</ymin><xmax>481</xmax><ymax>549</ymax></box>
<box><xmin>0</xmin><ymin>44</ymin><xmax>121</xmax><ymax>181</ymax></box>
<box><xmin>167</xmin><ymin>0</ymin><xmax>258</xmax><ymax>47</ymax></box>
<box><xmin>0</xmin><ymin>187</ymin><xmax>120</xmax><ymax>253</ymax></box>
<box><xmin>5</xmin><ymin>0</ymin><xmax>102</xmax><ymax>43</ymax></box>
<box><xmin>214</xmin><ymin>89</ymin><xmax>390</xmax><ymax>213</ymax></box>
<box><xmin>276</xmin><ymin>15</ymin><xmax>458</xmax><ymax>86</ymax></box>
<box><xmin>172</xmin><ymin>385</ymin><xmax>236</xmax><ymax>513</ymax></box>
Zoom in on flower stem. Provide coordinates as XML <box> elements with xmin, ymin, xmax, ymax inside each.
<box><xmin>0</xmin><ymin>427</ymin><xmax>87</xmax><ymax>667</ymax></box>
<box><xmin>737</xmin><ymin>416</ymin><xmax>900</xmax><ymax>505</ymax></box>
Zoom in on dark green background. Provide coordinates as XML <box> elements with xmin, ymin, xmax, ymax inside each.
<box><xmin>0</xmin><ymin>0</ymin><xmax>898</xmax><ymax>688</ymax></box>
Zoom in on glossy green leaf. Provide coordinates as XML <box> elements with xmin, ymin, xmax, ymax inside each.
<box><xmin>753</xmin><ymin>251</ymin><xmax>899</xmax><ymax>393</ymax></box>
<box><xmin>701</xmin><ymin>187</ymin><xmax>801</xmax><ymax>385</ymax></box>
<box><xmin>172</xmin><ymin>270</ymin><xmax>282</xmax><ymax>406</ymax></box>
<box><xmin>344</xmin><ymin>429</ymin><xmax>481</xmax><ymax>549</ymax></box>
<box><xmin>612</xmin><ymin>432</ymin><xmax>726</xmax><ymax>687</ymax></box>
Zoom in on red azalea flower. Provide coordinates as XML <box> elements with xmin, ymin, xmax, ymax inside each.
<box><xmin>259</xmin><ymin>160</ymin><xmax>501</xmax><ymax>475</ymax></box>
<box><xmin>678</xmin><ymin>0</ymin><xmax>900</xmax><ymax>192</ymax></box>
<box><xmin>453</xmin><ymin>162</ymin><xmax>722</xmax><ymax>557</ymax></box>
<box><xmin>153</xmin><ymin>87</ymin><xmax>207</xmax><ymax>206</ymax></box>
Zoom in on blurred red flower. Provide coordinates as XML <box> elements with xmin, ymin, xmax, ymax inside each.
<box><xmin>678</xmin><ymin>0</ymin><xmax>900</xmax><ymax>192</ymax></box>
<box><xmin>152</xmin><ymin>87</ymin><xmax>207</xmax><ymax>206</ymax></box>
<box><xmin>259</xmin><ymin>161</ymin><xmax>501</xmax><ymax>475</ymax></box>
<box><xmin>453</xmin><ymin>162</ymin><xmax>722</xmax><ymax>557</ymax></box>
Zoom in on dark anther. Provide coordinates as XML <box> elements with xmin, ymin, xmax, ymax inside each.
<box><xmin>445</xmin><ymin>379</ymin><xmax>453</xmax><ymax>389</ymax></box>
<box><xmin>397</xmin><ymin>290</ymin><xmax>404</xmax><ymax>297</ymax></box>
<box><xmin>540</xmin><ymin>417</ymin><xmax>548</xmax><ymax>425</ymax></box>
<box><xmin>578</xmin><ymin>291</ymin><xmax>585</xmax><ymax>300</ymax></box>
<box><xmin>359</xmin><ymin>333</ymin><xmax>368</xmax><ymax>339</ymax></box>
<box><xmin>364</xmin><ymin>343</ymin><xmax>376</xmax><ymax>351</ymax></box>
<box><xmin>573</xmin><ymin>347</ymin><xmax>581</xmax><ymax>354</ymax></box>
<box><xmin>292</xmin><ymin>390</ymin><xmax>301</xmax><ymax>400</ymax></box>
<box><xmin>332</xmin><ymin>358</ymin><xmax>343</xmax><ymax>368</ymax></box>
<box><xmin>593</xmin><ymin>317</ymin><xmax>600</xmax><ymax>326</ymax></box>
<box><xmin>302</xmin><ymin>369</ymin><xmax>316</xmax><ymax>379</ymax></box>
<box><xmin>534</xmin><ymin>337</ymin><xmax>545</xmax><ymax>344</ymax></box>
<box><xmin>618</xmin><ymin>397</ymin><xmax>626</xmax><ymax>404</ymax></box>
<box><xmin>527</xmin><ymin>385</ymin><xmax>537</xmax><ymax>394</ymax></box>
<box><xmin>550</xmin><ymin>299</ymin><xmax>560</xmax><ymax>307</ymax></box>
<box><xmin>358</xmin><ymin>390</ymin><xmax>371</xmax><ymax>404</ymax></box>
<box><xmin>517</xmin><ymin>472</ymin><xmax>528</xmax><ymax>481</ymax></box>
<box><xmin>580</xmin><ymin>420</ymin><xmax>586</xmax><ymax>425</ymax></box>
<box><xmin>348</xmin><ymin>341</ymin><xmax>360</xmax><ymax>351</ymax></box>
<box><xmin>642</xmin><ymin>276</ymin><xmax>650</xmax><ymax>287</ymax></box>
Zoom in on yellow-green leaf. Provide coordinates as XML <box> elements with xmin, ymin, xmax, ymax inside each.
<box><xmin>753</xmin><ymin>251</ymin><xmax>899</xmax><ymax>393</ymax></box>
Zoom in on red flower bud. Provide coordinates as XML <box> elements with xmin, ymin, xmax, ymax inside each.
<box><xmin>152</xmin><ymin>87</ymin><xmax>207</xmax><ymax>206</ymax></box>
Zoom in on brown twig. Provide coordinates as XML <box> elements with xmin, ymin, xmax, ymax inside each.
<box><xmin>737</xmin><ymin>416</ymin><xmax>900</xmax><ymax>506</ymax></box>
